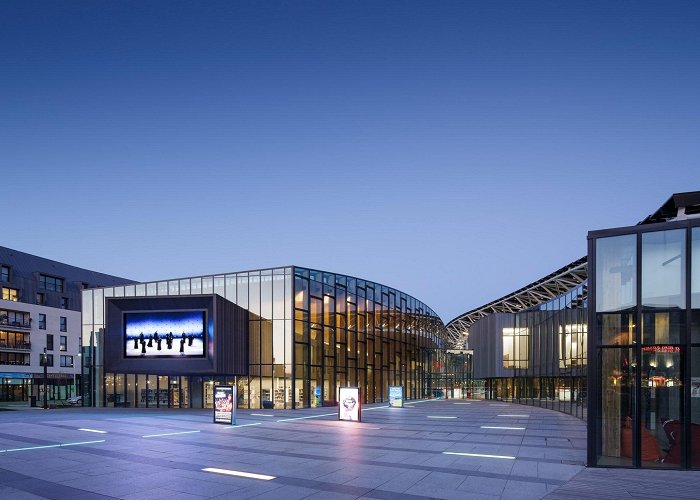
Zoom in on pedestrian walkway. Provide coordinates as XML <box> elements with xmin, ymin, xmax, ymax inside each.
<box><xmin>0</xmin><ymin>399</ymin><xmax>694</xmax><ymax>499</ymax></box>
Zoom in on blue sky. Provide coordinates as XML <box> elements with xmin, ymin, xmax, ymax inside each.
<box><xmin>2</xmin><ymin>1</ymin><xmax>699</xmax><ymax>321</ymax></box>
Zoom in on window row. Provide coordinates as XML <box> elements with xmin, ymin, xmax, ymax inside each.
<box><xmin>38</xmin><ymin>315</ymin><xmax>68</xmax><ymax>332</ymax></box>
<box><xmin>596</xmin><ymin>228</ymin><xmax>700</xmax><ymax>312</ymax></box>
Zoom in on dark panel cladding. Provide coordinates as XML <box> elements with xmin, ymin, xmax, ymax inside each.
<box><xmin>105</xmin><ymin>295</ymin><xmax>248</xmax><ymax>375</ymax></box>
<box><xmin>214</xmin><ymin>294</ymin><xmax>248</xmax><ymax>375</ymax></box>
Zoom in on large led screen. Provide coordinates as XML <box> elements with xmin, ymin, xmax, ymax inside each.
<box><xmin>338</xmin><ymin>387</ymin><xmax>361</xmax><ymax>422</ymax></box>
<box><xmin>125</xmin><ymin>310</ymin><xmax>206</xmax><ymax>358</ymax></box>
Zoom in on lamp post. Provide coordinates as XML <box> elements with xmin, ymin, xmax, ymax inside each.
<box><xmin>41</xmin><ymin>348</ymin><xmax>48</xmax><ymax>410</ymax></box>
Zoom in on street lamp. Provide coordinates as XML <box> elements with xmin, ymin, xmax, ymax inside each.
<box><xmin>40</xmin><ymin>348</ymin><xmax>48</xmax><ymax>409</ymax></box>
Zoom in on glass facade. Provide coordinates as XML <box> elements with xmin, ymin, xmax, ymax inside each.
<box><xmin>469</xmin><ymin>283</ymin><xmax>588</xmax><ymax>420</ymax></box>
<box><xmin>591</xmin><ymin>222</ymin><xmax>700</xmax><ymax>469</ymax></box>
<box><xmin>82</xmin><ymin>266</ymin><xmax>448</xmax><ymax>409</ymax></box>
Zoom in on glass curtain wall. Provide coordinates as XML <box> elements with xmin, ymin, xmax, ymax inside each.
<box><xmin>82</xmin><ymin>267</ymin><xmax>294</xmax><ymax>409</ymax></box>
<box><xmin>292</xmin><ymin>268</ymin><xmax>446</xmax><ymax>408</ymax></box>
<box><xmin>482</xmin><ymin>284</ymin><xmax>588</xmax><ymax>420</ymax></box>
<box><xmin>592</xmin><ymin>222</ymin><xmax>700</xmax><ymax>469</ymax></box>
<box><xmin>83</xmin><ymin>266</ymin><xmax>447</xmax><ymax>409</ymax></box>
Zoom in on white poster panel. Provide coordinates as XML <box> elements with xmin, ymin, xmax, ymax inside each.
<box><xmin>338</xmin><ymin>387</ymin><xmax>361</xmax><ymax>422</ymax></box>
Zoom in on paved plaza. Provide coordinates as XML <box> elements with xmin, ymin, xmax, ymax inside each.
<box><xmin>0</xmin><ymin>399</ymin><xmax>698</xmax><ymax>499</ymax></box>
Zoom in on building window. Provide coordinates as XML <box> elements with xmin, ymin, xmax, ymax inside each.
<box><xmin>503</xmin><ymin>327</ymin><xmax>529</xmax><ymax>369</ymax></box>
<box><xmin>1</xmin><ymin>265</ymin><xmax>9</xmax><ymax>282</ymax></box>
<box><xmin>60</xmin><ymin>355</ymin><xmax>73</xmax><ymax>367</ymax></box>
<box><xmin>61</xmin><ymin>297</ymin><xmax>69</xmax><ymax>309</ymax></box>
<box><xmin>559</xmin><ymin>324</ymin><xmax>587</xmax><ymax>368</ymax></box>
<box><xmin>38</xmin><ymin>314</ymin><xmax>46</xmax><ymax>329</ymax></box>
<box><xmin>60</xmin><ymin>335</ymin><xmax>67</xmax><ymax>351</ymax></box>
<box><xmin>39</xmin><ymin>274</ymin><xmax>64</xmax><ymax>292</ymax></box>
<box><xmin>2</xmin><ymin>288</ymin><xmax>19</xmax><ymax>301</ymax></box>
<box><xmin>36</xmin><ymin>292</ymin><xmax>45</xmax><ymax>305</ymax></box>
<box><xmin>60</xmin><ymin>317</ymin><xmax>67</xmax><ymax>332</ymax></box>
<box><xmin>46</xmin><ymin>334</ymin><xmax>54</xmax><ymax>351</ymax></box>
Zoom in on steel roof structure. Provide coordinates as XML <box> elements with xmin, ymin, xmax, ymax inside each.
<box><xmin>445</xmin><ymin>256</ymin><xmax>588</xmax><ymax>348</ymax></box>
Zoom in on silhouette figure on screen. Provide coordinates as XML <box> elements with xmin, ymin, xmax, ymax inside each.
<box><xmin>147</xmin><ymin>334</ymin><xmax>153</xmax><ymax>348</ymax></box>
<box><xmin>187</xmin><ymin>334</ymin><xmax>194</xmax><ymax>347</ymax></box>
<box><xmin>179</xmin><ymin>333</ymin><xmax>186</xmax><ymax>354</ymax></box>
<box><xmin>139</xmin><ymin>332</ymin><xmax>146</xmax><ymax>354</ymax></box>
<box><xmin>166</xmin><ymin>332</ymin><xmax>174</xmax><ymax>350</ymax></box>
<box><xmin>133</xmin><ymin>336</ymin><xmax>139</xmax><ymax>350</ymax></box>
<box><xmin>154</xmin><ymin>332</ymin><xmax>162</xmax><ymax>350</ymax></box>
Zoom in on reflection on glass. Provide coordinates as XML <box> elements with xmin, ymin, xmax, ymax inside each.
<box><xmin>598</xmin><ymin>347</ymin><xmax>635</xmax><ymax>466</ymax></box>
<box><xmin>642</xmin><ymin>311</ymin><xmax>682</xmax><ymax>345</ymax></box>
<box><xmin>596</xmin><ymin>235</ymin><xmax>636</xmax><ymax>313</ymax></box>
<box><xmin>642</xmin><ymin>229</ymin><xmax>685</xmax><ymax>309</ymax></box>
<box><xmin>599</xmin><ymin>313</ymin><xmax>635</xmax><ymax>345</ymax></box>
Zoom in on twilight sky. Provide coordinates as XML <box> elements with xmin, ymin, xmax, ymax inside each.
<box><xmin>2</xmin><ymin>1</ymin><xmax>699</xmax><ymax>322</ymax></box>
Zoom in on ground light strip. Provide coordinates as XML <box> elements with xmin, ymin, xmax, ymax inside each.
<box><xmin>0</xmin><ymin>440</ymin><xmax>106</xmax><ymax>453</ymax></box>
<box><xmin>226</xmin><ymin>423</ymin><xmax>262</xmax><ymax>429</ymax></box>
<box><xmin>363</xmin><ymin>406</ymin><xmax>389</xmax><ymax>411</ymax></box>
<box><xmin>276</xmin><ymin>413</ymin><xmax>337</xmax><ymax>422</ymax></box>
<box><xmin>453</xmin><ymin>403</ymin><xmax>471</xmax><ymax>405</ymax></box>
<box><xmin>250</xmin><ymin>414</ymin><xmax>274</xmax><ymax>417</ymax></box>
<box><xmin>497</xmin><ymin>414</ymin><xmax>529</xmax><ymax>417</ymax></box>
<box><xmin>78</xmin><ymin>428</ymin><xmax>107</xmax><ymax>434</ymax></box>
<box><xmin>202</xmin><ymin>467</ymin><xmax>275</xmax><ymax>480</ymax></box>
<box><xmin>142</xmin><ymin>430</ymin><xmax>201</xmax><ymax>438</ymax></box>
<box><xmin>443</xmin><ymin>451</ymin><xmax>516</xmax><ymax>460</ymax></box>
<box><xmin>427</xmin><ymin>416</ymin><xmax>457</xmax><ymax>419</ymax></box>
<box><xmin>481</xmin><ymin>426</ymin><xmax>525</xmax><ymax>430</ymax></box>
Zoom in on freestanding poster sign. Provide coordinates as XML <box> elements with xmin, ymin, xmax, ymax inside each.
<box><xmin>338</xmin><ymin>387</ymin><xmax>361</xmax><ymax>422</ymax></box>
<box><xmin>388</xmin><ymin>385</ymin><xmax>404</xmax><ymax>408</ymax></box>
<box><xmin>213</xmin><ymin>385</ymin><xmax>236</xmax><ymax>425</ymax></box>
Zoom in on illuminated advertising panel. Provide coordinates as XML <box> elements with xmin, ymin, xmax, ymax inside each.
<box><xmin>214</xmin><ymin>385</ymin><xmax>236</xmax><ymax>425</ymax></box>
<box><xmin>338</xmin><ymin>387</ymin><xmax>361</xmax><ymax>422</ymax></box>
<box><xmin>389</xmin><ymin>385</ymin><xmax>404</xmax><ymax>408</ymax></box>
<box><xmin>124</xmin><ymin>310</ymin><xmax>205</xmax><ymax>358</ymax></box>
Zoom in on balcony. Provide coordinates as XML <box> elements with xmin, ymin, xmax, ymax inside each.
<box><xmin>0</xmin><ymin>341</ymin><xmax>31</xmax><ymax>351</ymax></box>
<box><xmin>0</xmin><ymin>317</ymin><xmax>32</xmax><ymax>330</ymax></box>
<box><xmin>0</xmin><ymin>360</ymin><xmax>30</xmax><ymax>366</ymax></box>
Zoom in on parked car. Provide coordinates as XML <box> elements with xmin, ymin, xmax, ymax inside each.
<box><xmin>68</xmin><ymin>396</ymin><xmax>83</xmax><ymax>405</ymax></box>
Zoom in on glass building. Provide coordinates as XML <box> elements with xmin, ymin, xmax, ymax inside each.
<box><xmin>82</xmin><ymin>266</ymin><xmax>448</xmax><ymax>409</ymax></box>
<box><xmin>588</xmin><ymin>192</ymin><xmax>700</xmax><ymax>468</ymax></box>
<box><xmin>465</xmin><ymin>283</ymin><xmax>588</xmax><ymax>420</ymax></box>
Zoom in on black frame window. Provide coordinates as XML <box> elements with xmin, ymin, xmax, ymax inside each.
<box><xmin>46</xmin><ymin>334</ymin><xmax>54</xmax><ymax>351</ymax></box>
<box><xmin>38</xmin><ymin>314</ymin><xmax>46</xmax><ymax>330</ymax></box>
<box><xmin>0</xmin><ymin>265</ymin><xmax>9</xmax><ymax>282</ymax></box>
<box><xmin>59</xmin><ymin>335</ymin><xmax>67</xmax><ymax>351</ymax></box>
<box><xmin>60</xmin><ymin>316</ymin><xmax>67</xmax><ymax>332</ymax></box>
<box><xmin>39</xmin><ymin>274</ymin><xmax>64</xmax><ymax>292</ymax></box>
<box><xmin>60</xmin><ymin>355</ymin><xmax>73</xmax><ymax>367</ymax></box>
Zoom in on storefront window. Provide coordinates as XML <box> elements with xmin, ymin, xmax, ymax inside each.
<box><xmin>641</xmin><ymin>347</ymin><xmax>682</xmax><ymax>467</ymax></box>
<box><xmin>598</xmin><ymin>347</ymin><xmax>636</xmax><ymax>466</ymax></box>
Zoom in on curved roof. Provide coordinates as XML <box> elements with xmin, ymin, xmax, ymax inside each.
<box><xmin>445</xmin><ymin>256</ymin><xmax>587</xmax><ymax>348</ymax></box>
